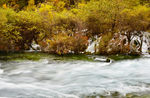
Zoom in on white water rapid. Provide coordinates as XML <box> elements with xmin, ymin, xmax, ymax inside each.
<box><xmin>0</xmin><ymin>58</ymin><xmax>150</xmax><ymax>97</ymax></box>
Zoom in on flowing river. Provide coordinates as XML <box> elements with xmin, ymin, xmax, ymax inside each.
<box><xmin>0</xmin><ymin>56</ymin><xmax>150</xmax><ymax>98</ymax></box>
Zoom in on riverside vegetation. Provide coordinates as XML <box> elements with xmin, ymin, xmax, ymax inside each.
<box><xmin>0</xmin><ymin>0</ymin><xmax>150</xmax><ymax>55</ymax></box>
<box><xmin>1</xmin><ymin>1</ymin><xmax>150</xmax><ymax>97</ymax></box>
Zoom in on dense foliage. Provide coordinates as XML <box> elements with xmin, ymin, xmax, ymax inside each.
<box><xmin>0</xmin><ymin>0</ymin><xmax>150</xmax><ymax>55</ymax></box>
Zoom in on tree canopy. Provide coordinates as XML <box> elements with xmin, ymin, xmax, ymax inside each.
<box><xmin>0</xmin><ymin>0</ymin><xmax>150</xmax><ymax>55</ymax></box>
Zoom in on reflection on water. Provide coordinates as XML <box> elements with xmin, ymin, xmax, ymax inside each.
<box><xmin>0</xmin><ymin>58</ymin><xmax>150</xmax><ymax>98</ymax></box>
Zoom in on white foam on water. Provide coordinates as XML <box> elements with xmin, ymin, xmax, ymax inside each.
<box><xmin>0</xmin><ymin>63</ymin><xmax>3</xmax><ymax>74</ymax></box>
<box><xmin>0</xmin><ymin>58</ymin><xmax>150</xmax><ymax>97</ymax></box>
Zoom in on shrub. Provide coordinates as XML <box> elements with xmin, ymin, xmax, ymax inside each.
<box><xmin>70</xmin><ymin>33</ymin><xmax>89</xmax><ymax>54</ymax></box>
<box><xmin>14</xmin><ymin>10</ymin><xmax>43</xmax><ymax>50</ymax></box>
<box><xmin>98</xmin><ymin>32</ymin><xmax>113</xmax><ymax>54</ymax></box>
<box><xmin>0</xmin><ymin>8</ymin><xmax>21</xmax><ymax>52</ymax></box>
<box><xmin>76</xmin><ymin>0</ymin><xmax>125</xmax><ymax>37</ymax></box>
<box><xmin>38</xmin><ymin>4</ymin><xmax>85</xmax><ymax>41</ymax></box>
<box><xmin>40</xmin><ymin>33</ymin><xmax>88</xmax><ymax>55</ymax></box>
<box><xmin>0</xmin><ymin>8</ymin><xmax>44</xmax><ymax>51</ymax></box>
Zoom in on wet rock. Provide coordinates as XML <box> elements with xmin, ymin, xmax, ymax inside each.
<box><xmin>94</xmin><ymin>58</ymin><xmax>111</xmax><ymax>63</ymax></box>
<box><xmin>53</xmin><ymin>58</ymin><xmax>61</xmax><ymax>60</ymax></box>
<box><xmin>148</xmin><ymin>47</ymin><xmax>150</xmax><ymax>54</ymax></box>
<box><xmin>106</xmin><ymin>58</ymin><xmax>111</xmax><ymax>62</ymax></box>
<box><xmin>111</xmin><ymin>91</ymin><xmax>120</xmax><ymax>97</ymax></box>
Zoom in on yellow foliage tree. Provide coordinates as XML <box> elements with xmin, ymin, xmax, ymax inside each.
<box><xmin>27</xmin><ymin>0</ymin><xmax>36</xmax><ymax>10</ymax></box>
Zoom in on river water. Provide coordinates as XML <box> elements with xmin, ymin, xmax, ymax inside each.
<box><xmin>0</xmin><ymin>57</ymin><xmax>150</xmax><ymax>98</ymax></box>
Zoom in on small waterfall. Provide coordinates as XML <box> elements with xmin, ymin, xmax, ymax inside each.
<box><xmin>142</xmin><ymin>32</ymin><xmax>150</xmax><ymax>54</ymax></box>
<box><xmin>132</xmin><ymin>32</ymin><xmax>150</xmax><ymax>54</ymax></box>
<box><xmin>27</xmin><ymin>41</ymin><xmax>41</xmax><ymax>52</ymax></box>
<box><xmin>86</xmin><ymin>32</ymin><xmax>150</xmax><ymax>54</ymax></box>
<box><xmin>86</xmin><ymin>37</ymin><xmax>101</xmax><ymax>54</ymax></box>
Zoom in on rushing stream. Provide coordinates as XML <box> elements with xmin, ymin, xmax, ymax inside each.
<box><xmin>0</xmin><ymin>57</ymin><xmax>150</xmax><ymax>98</ymax></box>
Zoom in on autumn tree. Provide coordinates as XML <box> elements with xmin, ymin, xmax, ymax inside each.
<box><xmin>140</xmin><ymin>0</ymin><xmax>150</xmax><ymax>6</ymax></box>
<box><xmin>119</xmin><ymin>5</ymin><xmax>150</xmax><ymax>53</ymax></box>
